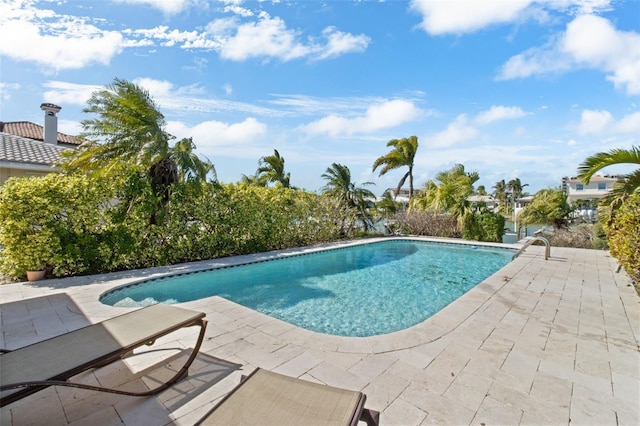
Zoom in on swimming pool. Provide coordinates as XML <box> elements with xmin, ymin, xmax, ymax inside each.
<box><xmin>100</xmin><ymin>239</ymin><xmax>513</xmax><ymax>337</ymax></box>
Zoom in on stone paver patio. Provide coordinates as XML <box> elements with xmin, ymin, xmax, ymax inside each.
<box><xmin>1</xmin><ymin>237</ymin><xmax>638</xmax><ymax>425</ymax></box>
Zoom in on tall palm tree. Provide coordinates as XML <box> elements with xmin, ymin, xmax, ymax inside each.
<box><xmin>411</xmin><ymin>164</ymin><xmax>478</xmax><ymax>222</ymax></box>
<box><xmin>507</xmin><ymin>178</ymin><xmax>529</xmax><ymax>200</ymax></box>
<box><xmin>372</xmin><ymin>136</ymin><xmax>419</xmax><ymax>199</ymax></box>
<box><xmin>492</xmin><ymin>179</ymin><xmax>508</xmax><ymax>213</ymax></box>
<box><xmin>517</xmin><ymin>189</ymin><xmax>571</xmax><ymax>230</ymax></box>
<box><xmin>171</xmin><ymin>137</ymin><xmax>215</xmax><ymax>183</ymax></box>
<box><xmin>256</xmin><ymin>149</ymin><xmax>291</xmax><ymax>188</ymax></box>
<box><xmin>577</xmin><ymin>146</ymin><xmax>640</xmax><ymax>199</ymax></box>
<box><xmin>321</xmin><ymin>163</ymin><xmax>376</xmax><ymax>232</ymax></box>
<box><xmin>64</xmin><ymin>79</ymin><xmax>213</xmax><ymax>186</ymax></box>
<box><xmin>62</xmin><ymin>78</ymin><xmax>213</xmax><ymax>222</ymax></box>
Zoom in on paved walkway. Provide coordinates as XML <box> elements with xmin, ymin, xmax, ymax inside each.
<box><xmin>1</xmin><ymin>238</ymin><xmax>638</xmax><ymax>425</ymax></box>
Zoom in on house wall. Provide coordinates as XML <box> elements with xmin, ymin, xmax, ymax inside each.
<box><xmin>0</xmin><ymin>167</ymin><xmax>51</xmax><ymax>186</ymax></box>
<box><xmin>566</xmin><ymin>179</ymin><xmax>616</xmax><ymax>203</ymax></box>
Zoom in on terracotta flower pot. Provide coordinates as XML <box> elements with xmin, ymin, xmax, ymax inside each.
<box><xmin>26</xmin><ymin>270</ymin><xmax>46</xmax><ymax>281</ymax></box>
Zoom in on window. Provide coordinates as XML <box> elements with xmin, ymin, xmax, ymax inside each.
<box><xmin>598</xmin><ymin>182</ymin><xmax>606</xmax><ymax>190</ymax></box>
<box><xmin>576</xmin><ymin>183</ymin><xmax>584</xmax><ymax>191</ymax></box>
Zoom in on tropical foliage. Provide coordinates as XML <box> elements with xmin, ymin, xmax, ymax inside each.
<box><xmin>410</xmin><ymin>164</ymin><xmax>479</xmax><ymax>222</ymax></box>
<box><xmin>0</xmin><ymin>175</ymin><xmax>345</xmax><ymax>279</ymax></box>
<box><xmin>517</xmin><ymin>189</ymin><xmax>572</xmax><ymax>230</ymax></box>
<box><xmin>321</xmin><ymin>163</ymin><xmax>376</xmax><ymax>234</ymax></box>
<box><xmin>256</xmin><ymin>149</ymin><xmax>292</xmax><ymax>188</ymax></box>
<box><xmin>492</xmin><ymin>179</ymin><xmax>508</xmax><ymax>213</ymax></box>
<box><xmin>577</xmin><ymin>146</ymin><xmax>640</xmax><ymax>220</ymax></box>
<box><xmin>0</xmin><ymin>175</ymin><xmax>119</xmax><ymax>276</ymax></box>
<box><xmin>603</xmin><ymin>192</ymin><xmax>640</xmax><ymax>283</ymax></box>
<box><xmin>462</xmin><ymin>212</ymin><xmax>505</xmax><ymax>242</ymax></box>
<box><xmin>372</xmin><ymin>136</ymin><xmax>419</xmax><ymax>199</ymax></box>
<box><xmin>61</xmin><ymin>78</ymin><xmax>214</xmax><ymax>224</ymax></box>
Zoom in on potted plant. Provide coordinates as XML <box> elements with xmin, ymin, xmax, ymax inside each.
<box><xmin>26</xmin><ymin>268</ymin><xmax>46</xmax><ymax>282</ymax></box>
<box><xmin>17</xmin><ymin>232</ymin><xmax>55</xmax><ymax>282</ymax></box>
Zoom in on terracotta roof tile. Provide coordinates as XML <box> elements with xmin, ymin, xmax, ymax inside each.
<box><xmin>0</xmin><ymin>132</ymin><xmax>70</xmax><ymax>166</ymax></box>
<box><xmin>0</xmin><ymin>121</ymin><xmax>81</xmax><ymax>145</ymax></box>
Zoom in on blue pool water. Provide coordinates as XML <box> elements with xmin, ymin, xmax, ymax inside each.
<box><xmin>100</xmin><ymin>240</ymin><xmax>513</xmax><ymax>337</ymax></box>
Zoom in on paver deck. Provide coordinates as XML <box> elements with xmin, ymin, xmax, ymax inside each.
<box><xmin>1</xmin><ymin>238</ymin><xmax>638</xmax><ymax>425</ymax></box>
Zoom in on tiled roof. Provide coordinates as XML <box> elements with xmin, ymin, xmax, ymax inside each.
<box><xmin>0</xmin><ymin>132</ymin><xmax>70</xmax><ymax>166</ymax></box>
<box><xmin>0</xmin><ymin>121</ymin><xmax>81</xmax><ymax>146</ymax></box>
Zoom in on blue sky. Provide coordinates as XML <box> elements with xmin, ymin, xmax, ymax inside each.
<box><xmin>1</xmin><ymin>0</ymin><xmax>638</xmax><ymax>195</ymax></box>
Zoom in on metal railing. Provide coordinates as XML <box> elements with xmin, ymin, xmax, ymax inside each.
<box><xmin>512</xmin><ymin>236</ymin><xmax>551</xmax><ymax>260</ymax></box>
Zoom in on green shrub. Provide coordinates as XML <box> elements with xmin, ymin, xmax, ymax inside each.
<box><xmin>604</xmin><ymin>193</ymin><xmax>640</xmax><ymax>283</ymax></box>
<box><xmin>0</xmin><ymin>176</ymin><xmax>347</xmax><ymax>279</ymax></box>
<box><xmin>462</xmin><ymin>212</ymin><xmax>505</xmax><ymax>242</ymax></box>
<box><xmin>0</xmin><ymin>174</ymin><xmax>118</xmax><ymax>277</ymax></box>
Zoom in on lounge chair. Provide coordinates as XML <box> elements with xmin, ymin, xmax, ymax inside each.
<box><xmin>0</xmin><ymin>303</ymin><xmax>207</xmax><ymax>408</ymax></box>
<box><xmin>195</xmin><ymin>368</ymin><xmax>380</xmax><ymax>425</ymax></box>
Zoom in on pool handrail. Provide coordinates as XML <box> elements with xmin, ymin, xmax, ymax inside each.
<box><xmin>513</xmin><ymin>236</ymin><xmax>550</xmax><ymax>260</ymax></box>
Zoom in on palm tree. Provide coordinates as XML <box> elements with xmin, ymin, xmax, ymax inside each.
<box><xmin>492</xmin><ymin>179</ymin><xmax>508</xmax><ymax>213</ymax></box>
<box><xmin>321</xmin><ymin>163</ymin><xmax>376</xmax><ymax>232</ymax></box>
<box><xmin>577</xmin><ymin>146</ymin><xmax>640</xmax><ymax>200</ymax></box>
<box><xmin>507</xmin><ymin>178</ymin><xmax>529</xmax><ymax>200</ymax></box>
<box><xmin>256</xmin><ymin>149</ymin><xmax>291</xmax><ymax>188</ymax></box>
<box><xmin>372</xmin><ymin>136</ymin><xmax>419</xmax><ymax>199</ymax></box>
<box><xmin>171</xmin><ymin>137</ymin><xmax>215</xmax><ymax>183</ymax></box>
<box><xmin>517</xmin><ymin>189</ymin><xmax>572</xmax><ymax>230</ymax></box>
<box><xmin>411</xmin><ymin>164</ymin><xmax>479</xmax><ymax>223</ymax></box>
<box><xmin>62</xmin><ymin>78</ymin><xmax>213</xmax><ymax>222</ymax></box>
<box><xmin>239</xmin><ymin>173</ymin><xmax>268</xmax><ymax>187</ymax></box>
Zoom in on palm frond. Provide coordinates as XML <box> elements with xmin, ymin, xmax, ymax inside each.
<box><xmin>577</xmin><ymin>146</ymin><xmax>640</xmax><ymax>184</ymax></box>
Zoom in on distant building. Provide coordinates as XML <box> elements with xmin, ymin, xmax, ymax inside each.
<box><xmin>562</xmin><ymin>175</ymin><xmax>621</xmax><ymax>203</ymax></box>
<box><xmin>562</xmin><ymin>175</ymin><xmax>622</xmax><ymax>222</ymax></box>
<box><xmin>385</xmin><ymin>188</ymin><xmax>412</xmax><ymax>204</ymax></box>
<box><xmin>467</xmin><ymin>195</ymin><xmax>498</xmax><ymax>212</ymax></box>
<box><xmin>0</xmin><ymin>104</ymin><xmax>81</xmax><ymax>185</ymax></box>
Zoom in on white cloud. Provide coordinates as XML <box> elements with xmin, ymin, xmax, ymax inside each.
<box><xmin>42</xmin><ymin>81</ymin><xmax>102</xmax><ymax>105</ymax></box>
<box><xmin>613</xmin><ymin>111</ymin><xmax>640</xmax><ymax>134</ymax></box>
<box><xmin>212</xmin><ymin>12</ymin><xmax>310</xmax><ymax>61</ymax></box>
<box><xmin>167</xmin><ymin>117</ymin><xmax>267</xmax><ymax>147</ymax></box>
<box><xmin>430</xmin><ymin>114</ymin><xmax>478</xmax><ymax>148</ymax></box>
<box><xmin>114</xmin><ymin>0</ymin><xmax>195</xmax><ymax>15</ymax></box>
<box><xmin>576</xmin><ymin>109</ymin><xmax>613</xmax><ymax>135</ymax></box>
<box><xmin>563</xmin><ymin>15</ymin><xmax>640</xmax><ymax>95</ymax></box>
<box><xmin>0</xmin><ymin>82</ymin><xmax>20</xmax><ymax>100</ymax></box>
<box><xmin>314</xmin><ymin>27</ymin><xmax>370</xmax><ymax>60</ymax></box>
<box><xmin>0</xmin><ymin>1</ymin><xmax>125</xmax><ymax>71</ymax></box>
<box><xmin>125</xmin><ymin>26</ymin><xmax>220</xmax><ymax>50</ymax></box>
<box><xmin>576</xmin><ymin>109</ymin><xmax>640</xmax><ymax>135</ymax></box>
<box><xmin>221</xmin><ymin>0</ymin><xmax>254</xmax><ymax>18</ymax></box>
<box><xmin>475</xmin><ymin>106</ymin><xmax>528</xmax><ymax>125</ymax></box>
<box><xmin>207</xmin><ymin>11</ymin><xmax>370</xmax><ymax>62</ymax></box>
<box><xmin>409</xmin><ymin>0</ymin><xmax>615</xmax><ymax>35</ymax></box>
<box><xmin>299</xmin><ymin>100</ymin><xmax>422</xmax><ymax>137</ymax></box>
<box><xmin>499</xmin><ymin>14</ymin><xmax>640</xmax><ymax>95</ymax></box>
<box><xmin>409</xmin><ymin>0</ymin><xmax>535</xmax><ymax>35</ymax></box>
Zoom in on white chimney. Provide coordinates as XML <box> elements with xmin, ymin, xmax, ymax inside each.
<box><xmin>40</xmin><ymin>103</ymin><xmax>62</xmax><ymax>145</ymax></box>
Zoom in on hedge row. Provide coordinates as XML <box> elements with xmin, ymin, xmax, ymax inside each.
<box><xmin>605</xmin><ymin>193</ymin><xmax>640</xmax><ymax>284</ymax></box>
<box><xmin>0</xmin><ymin>174</ymin><xmax>345</xmax><ymax>279</ymax></box>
